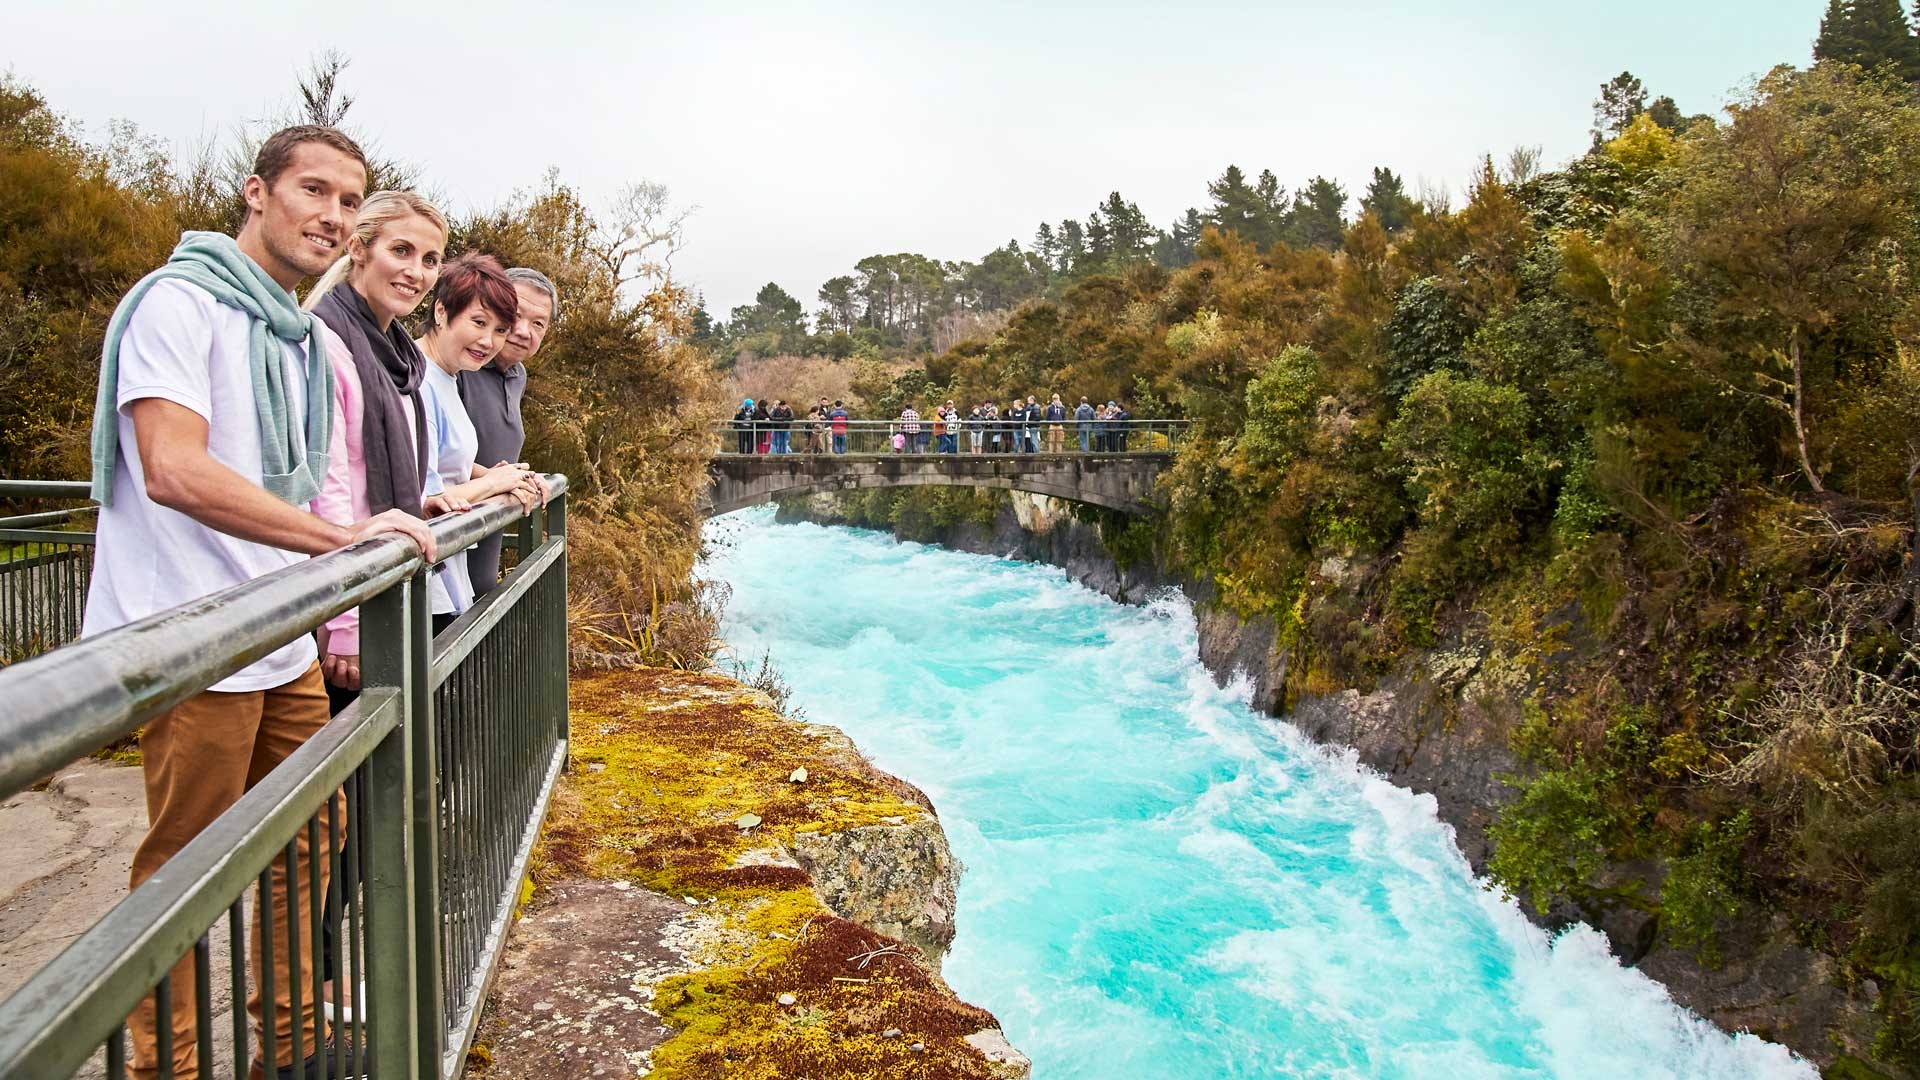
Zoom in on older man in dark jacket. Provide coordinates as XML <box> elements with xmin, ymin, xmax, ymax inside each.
<box><xmin>460</xmin><ymin>267</ymin><xmax>557</xmax><ymax>597</ymax></box>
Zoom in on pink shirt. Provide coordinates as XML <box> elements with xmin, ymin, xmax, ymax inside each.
<box><xmin>310</xmin><ymin>337</ymin><xmax>441</xmax><ymax>654</ymax></box>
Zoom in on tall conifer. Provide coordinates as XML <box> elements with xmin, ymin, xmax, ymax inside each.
<box><xmin>1360</xmin><ymin>167</ymin><xmax>1416</xmax><ymax>234</ymax></box>
<box><xmin>1816</xmin><ymin>0</ymin><xmax>1920</xmax><ymax>79</ymax></box>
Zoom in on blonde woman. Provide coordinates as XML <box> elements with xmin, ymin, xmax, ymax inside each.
<box><xmin>305</xmin><ymin>190</ymin><xmax>455</xmax><ymax>698</ymax></box>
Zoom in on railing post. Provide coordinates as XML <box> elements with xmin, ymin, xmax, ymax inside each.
<box><xmin>549</xmin><ymin>493</ymin><xmax>569</xmax><ymax>759</ymax></box>
<box><xmin>360</xmin><ymin>577</ymin><xmax>419</xmax><ymax>1079</ymax></box>
<box><xmin>516</xmin><ymin>506</ymin><xmax>537</xmax><ymax>561</ymax></box>
<box><xmin>405</xmin><ymin>568</ymin><xmax>444</xmax><ymax>1078</ymax></box>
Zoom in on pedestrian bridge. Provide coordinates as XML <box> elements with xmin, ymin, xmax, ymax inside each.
<box><xmin>705</xmin><ymin>419</ymin><xmax>1185</xmax><ymax>517</ymax></box>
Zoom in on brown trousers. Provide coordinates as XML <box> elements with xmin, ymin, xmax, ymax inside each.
<box><xmin>129</xmin><ymin>662</ymin><xmax>332</xmax><ymax>1079</ymax></box>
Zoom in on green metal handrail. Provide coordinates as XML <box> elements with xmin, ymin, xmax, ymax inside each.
<box><xmin>0</xmin><ymin>475</ymin><xmax>570</xmax><ymax>1080</ymax></box>
<box><xmin>0</xmin><ymin>482</ymin><xmax>96</xmax><ymax>664</ymax></box>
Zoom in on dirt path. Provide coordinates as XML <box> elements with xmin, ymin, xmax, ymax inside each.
<box><xmin>0</xmin><ymin>760</ymin><xmax>146</xmax><ymax>1003</ymax></box>
<box><xmin>0</xmin><ymin>760</ymin><xmax>251</xmax><ymax>1080</ymax></box>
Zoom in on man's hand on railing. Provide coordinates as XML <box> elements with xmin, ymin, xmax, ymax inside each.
<box><xmin>349</xmin><ymin>508</ymin><xmax>438</xmax><ymax>563</ymax></box>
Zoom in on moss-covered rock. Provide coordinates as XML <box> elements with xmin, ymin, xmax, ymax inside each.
<box><xmin>475</xmin><ymin>668</ymin><xmax>1028</xmax><ymax>1080</ymax></box>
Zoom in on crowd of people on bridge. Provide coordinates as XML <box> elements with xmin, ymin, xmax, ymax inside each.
<box><xmin>77</xmin><ymin>123</ymin><xmax>557</xmax><ymax>1078</ymax></box>
<box><xmin>730</xmin><ymin>394</ymin><xmax>1137</xmax><ymax>454</ymax></box>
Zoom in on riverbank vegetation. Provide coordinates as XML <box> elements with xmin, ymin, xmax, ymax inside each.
<box><xmin>0</xmin><ymin>62</ymin><xmax>720</xmax><ymax>667</ymax></box>
<box><xmin>779</xmin><ymin>47</ymin><xmax>1920</xmax><ymax>1069</ymax></box>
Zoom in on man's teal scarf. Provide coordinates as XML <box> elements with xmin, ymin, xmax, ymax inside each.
<box><xmin>89</xmin><ymin>231</ymin><xmax>334</xmax><ymax>507</ymax></box>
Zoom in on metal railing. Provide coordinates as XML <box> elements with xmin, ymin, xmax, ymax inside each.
<box><xmin>0</xmin><ymin>475</ymin><xmax>569</xmax><ymax>1080</ymax></box>
<box><xmin>711</xmin><ymin>417</ymin><xmax>1190</xmax><ymax>457</ymax></box>
<box><xmin>0</xmin><ymin>480</ymin><xmax>97</xmax><ymax>664</ymax></box>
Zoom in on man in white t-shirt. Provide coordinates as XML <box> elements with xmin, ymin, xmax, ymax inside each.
<box><xmin>85</xmin><ymin>124</ymin><xmax>434</xmax><ymax>1080</ymax></box>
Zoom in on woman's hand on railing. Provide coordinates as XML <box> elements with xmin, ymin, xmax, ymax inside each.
<box><xmin>348</xmin><ymin>508</ymin><xmax>437</xmax><ymax>562</ymax></box>
<box><xmin>424</xmin><ymin>492</ymin><xmax>472</xmax><ymax>516</ymax></box>
<box><xmin>496</xmin><ymin>462</ymin><xmax>554</xmax><ymax>507</ymax></box>
<box><xmin>322</xmin><ymin>651</ymin><xmax>361</xmax><ymax>690</ymax></box>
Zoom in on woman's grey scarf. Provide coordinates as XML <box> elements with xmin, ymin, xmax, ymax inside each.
<box><xmin>312</xmin><ymin>284</ymin><xmax>428</xmax><ymax>516</ymax></box>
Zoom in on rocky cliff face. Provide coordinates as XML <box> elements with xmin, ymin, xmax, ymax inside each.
<box><xmin>779</xmin><ymin>490</ymin><xmax>1891</xmax><ymax>1077</ymax></box>
<box><xmin>476</xmin><ymin>667</ymin><xmax>1030</xmax><ymax>1080</ymax></box>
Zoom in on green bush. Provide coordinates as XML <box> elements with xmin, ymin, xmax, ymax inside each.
<box><xmin>1660</xmin><ymin>812</ymin><xmax>1751</xmax><ymax>963</ymax></box>
<box><xmin>1384</xmin><ymin>370</ymin><xmax>1547</xmax><ymax>572</ymax></box>
<box><xmin>1241</xmin><ymin>345</ymin><xmax>1321</xmax><ymax>470</ymax></box>
<box><xmin>1487</xmin><ymin>763</ymin><xmax>1614</xmax><ymax>914</ymax></box>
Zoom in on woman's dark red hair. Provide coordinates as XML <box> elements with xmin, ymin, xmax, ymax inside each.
<box><xmin>432</xmin><ymin>252</ymin><xmax>518</xmax><ymax>329</ymax></box>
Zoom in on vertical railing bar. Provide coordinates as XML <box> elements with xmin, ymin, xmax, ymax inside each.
<box><xmin>154</xmin><ymin>972</ymin><xmax>172</xmax><ymax>1080</ymax></box>
<box><xmin>439</xmin><ymin>669</ymin><xmax>450</xmax><ymax>1013</ymax></box>
<box><xmin>193</xmin><ymin>934</ymin><xmax>213</xmax><ymax>1076</ymax></box>
<box><xmin>23</xmin><ymin>546</ymin><xmax>36</xmax><ymax>656</ymax></box>
<box><xmin>437</xmin><ymin>673</ymin><xmax>453</xmax><ymax>1011</ymax></box>
<box><xmin>229</xmin><ymin>900</ymin><xmax>247</xmax><ymax>1079</ymax></box>
<box><xmin>27</xmin><ymin>548</ymin><xmax>39</xmax><ymax>655</ymax></box>
<box><xmin>284</xmin><ymin>840</ymin><xmax>304</xmax><ymax>1072</ymax></box>
<box><xmin>466</xmin><ymin>644</ymin><xmax>479</xmax><ymax>989</ymax></box>
<box><xmin>106</xmin><ymin>1025</ymin><xmax>127</xmax><ymax>1080</ymax></box>
<box><xmin>362</xmin><ymin>576</ymin><xmax>420</xmax><ymax>1077</ymax></box>
<box><xmin>457</xmin><ymin>647</ymin><xmax>469</xmax><ymax>991</ymax></box>
<box><xmin>326</xmin><ymin>794</ymin><xmax>344</xmax><ymax>1078</ymax></box>
<box><xmin>447</xmin><ymin>668</ymin><xmax>459</xmax><ymax>1018</ymax></box>
<box><xmin>406</xmin><ymin>574</ymin><xmax>443</xmax><ymax>1076</ymax></box>
<box><xmin>307</xmin><ymin>814</ymin><xmax>326</xmax><ymax>1067</ymax></box>
<box><xmin>258</xmin><ymin>868</ymin><xmax>277</xmax><ymax>1077</ymax></box>
<box><xmin>346</xmin><ymin>767</ymin><xmax>366</xmax><ymax>1079</ymax></box>
<box><xmin>470</xmin><ymin>629</ymin><xmax>484</xmax><ymax>1014</ymax></box>
<box><xmin>461</xmin><ymin>651</ymin><xmax>476</xmax><ymax>1002</ymax></box>
<box><xmin>5</xmin><ymin>549</ymin><xmax>15</xmax><ymax>657</ymax></box>
<box><xmin>66</xmin><ymin>542</ymin><xmax>77</xmax><ymax>642</ymax></box>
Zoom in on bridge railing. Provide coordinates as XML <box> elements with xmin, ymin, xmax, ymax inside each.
<box><xmin>0</xmin><ymin>475</ymin><xmax>569</xmax><ymax>1080</ymax></box>
<box><xmin>0</xmin><ymin>480</ymin><xmax>98</xmax><ymax>664</ymax></box>
<box><xmin>711</xmin><ymin>417</ymin><xmax>1190</xmax><ymax>457</ymax></box>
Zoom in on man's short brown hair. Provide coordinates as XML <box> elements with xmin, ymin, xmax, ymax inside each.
<box><xmin>253</xmin><ymin>125</ymin><xmax>367</xmax><ymax>189</ymax></box>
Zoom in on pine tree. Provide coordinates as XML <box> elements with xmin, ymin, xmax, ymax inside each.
<box><xmin>1646</xmin><ymin>95</ymin><xmax>1685</xmax><ymax>131</ymax></box>
<box><xmin>1290</xmin><ymin>177</ymin><xmax>1349</xmax><ymax>251</ymax></box>
<box><xmin>1254</xmin><ymin>169</ymin><xmax>1288</xmax><ymax>247</ymax></box>
<box><xmin>1815</xmin><ymin>0</ymin><xmax>1858</xmax><ymax>63</ymax></box>
<box><xmin>1056</xmin><ymin>219</ymin><xmax>1086</xmax><ymax>276</ymax></box>
<box><xmin>1205</xmin><ymin>165</ymin><xmax>1268</xmax><ymax>244</ymax></box>
<box><xmin>1084</xmin><ymin>213</ymin><xmax>1113</xmax><ymax>268</ymax></box>
<box><xmin>1157</xmin><ymin>207</ymin><xmax>1204</xmax><ymax>266</ymax></box>
<box><xmin>1032</xmin><ymin>222</ymin><xmax>1056</xmax><ymax>275</ymax></box>
<box><xmin>1816</xmin><ymin>0</ymin><xmax>1920</xmax><ymax>79</ymax></box>
<box><xmin>1099</xmin><ymin>191</ymin><xmax>1155</xmax><ymax>265</ymax></box>
<box><xmin>1360</xmin><ymin>167</ymin><xmax>1416</xmax><ymax>234</ymax></box>
<box><xmin>1592</xmin><ymin>71</ymin><xmax>1648</xmax><ymax>147</ymax></box>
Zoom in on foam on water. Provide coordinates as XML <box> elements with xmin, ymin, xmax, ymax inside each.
<box><xmin>701</xmin><ymin>509</ymin><xmax>1813</xmax><ymax>1079</ymax></box>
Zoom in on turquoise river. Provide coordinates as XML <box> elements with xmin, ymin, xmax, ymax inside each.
<box><xmin>702</xmin><ymin>509</ymin><xmax>1813</xmax><ymax>1080</ymax></box>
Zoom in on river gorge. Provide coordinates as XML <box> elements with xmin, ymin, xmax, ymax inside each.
<box><xmin>702</xmin><ymin>508</ymin><xmax>1810</xmax><ymax>1080</ymax></box>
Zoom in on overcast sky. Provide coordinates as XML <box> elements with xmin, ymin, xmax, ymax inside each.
<box><xmin>12</xmin><ymin>1</ymin><xmax>1816</xmax><ymax>318</ymax></box>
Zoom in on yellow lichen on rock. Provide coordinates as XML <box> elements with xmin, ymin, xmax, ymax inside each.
<box><xmin>504</xmin><ymin>668</ymin><xmax>1027</xmax><ymax>1080</ymax></box>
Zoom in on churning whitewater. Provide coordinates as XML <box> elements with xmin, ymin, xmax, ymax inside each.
<box><xmin>702</xmin><ymin>510</ymin><xmax>1812</xmax><ymax>1080</ymax></box>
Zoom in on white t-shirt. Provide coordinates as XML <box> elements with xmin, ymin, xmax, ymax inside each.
<box><xmin>81</xmin><ymin>278</ymin><xmax>326</xmax><ymax>692</ymax></box>
<box><xmin>422</xmin><ymin>361</ymin><xmax>477</xmax><ymax>615</ymax></box>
